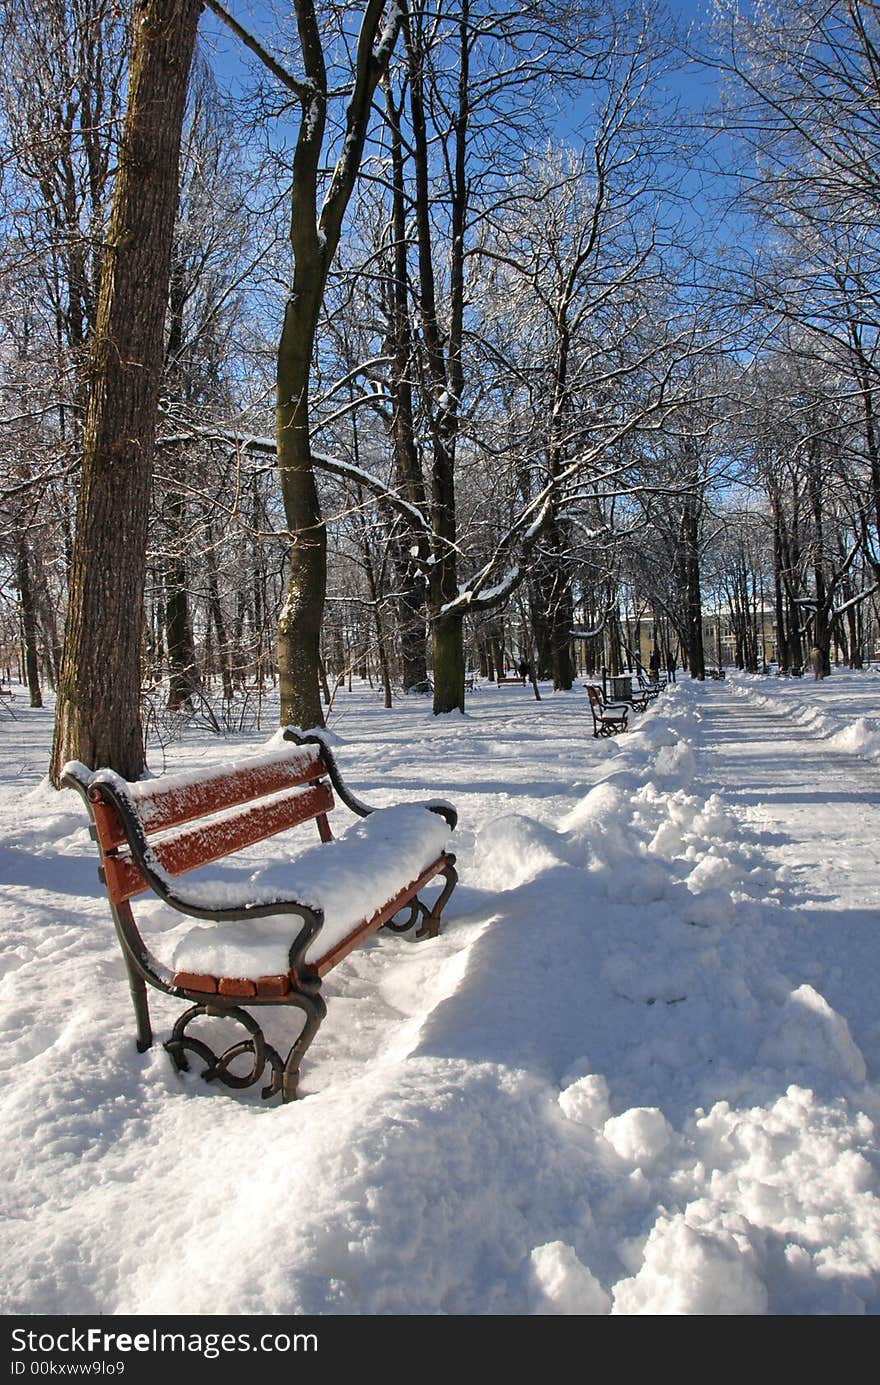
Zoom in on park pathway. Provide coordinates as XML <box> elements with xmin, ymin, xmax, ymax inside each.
<box><xmin>695</xmin><ymin>683</ymin><xmax>880</xmax><ymax>1079</ymax></box>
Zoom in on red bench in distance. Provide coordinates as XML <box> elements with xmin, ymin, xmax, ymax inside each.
<box><xmin>585</xmin><ymin>685</ymin><xmax>629</xmax><ymax>737</ymax></box>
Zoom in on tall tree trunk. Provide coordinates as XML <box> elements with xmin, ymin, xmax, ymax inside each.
<box><xmin>404</xmin><ymin>3</ymin><xmax>466</xmax><ymax>714</ymax></box>
<box><xmin>361</xmin><ymin>527</ymin><xmax>393</xmax><ymax>709</ymax></box>
<box><xmin>807</xmin><ymin>442</ymin><xmax>831</xmax><ymax>675</ymax></box>
<box><xmin>268</xmin><ymin>1</ymin><xmax>401</xmax><ymax>730</ymax></box>
<box><xmin>32</xmin><ymin>548</ymin><xmax>63</xmax><ymax>688</ymax></box>
<box><xmin>384</xmin><ymin>79</ymin><xmax>429</xmax><ymax>692</ymax></box>
<box><xmin>16</xmin><ymin>539</ymin><xmax>43</xmax><ymax>707</ymax></box>
<box><xmin>679</xmin><ymin>493</ymin><xmax>705</xmax><ymax>679</ymax></box>
<box><xmin>846</xmin><ymin>601</ymin><xmax>862</xmax><ymax>669</ymax></box>
<box><xmin>549</xmin><ymin>572</ymin><xmax>576</xmax><ymax>689</ymax></box>
<box><xmin>251</xmin><ymin>473</ymin><xmax>265</xmax><ymax>690</ymax></box>
<box><xmin>276</xmin><ymin>265</ymin><xmax>327</xmax><ymax>729</ymax></box>
<box><xmin>162</xmin><ymin>262</ymin><xmax>200</xmax><ymax>711</ymax></box>
<box><xmin>530</xmin><ymin>581</ymin><xmax>553</xmax><ymax>680</ymax></box>
<box><xmin>205</xmin><ymin>519</ymin><xmax>234</xmax><ymax>701</ymax></box>
<box><xmin>164</xmin><ymin>488</ymin><xmax>200</xmax><ymax>710</ymax></box>
<box><xmin>856</xmin><ymin>360</ymin><xmax>880</xmax><ymax>588</ymax></box>
<box><xmin>770</xmin><ymin>480</ymin><xmax>788</xmax><ymax>673</ymax></box>
<box><xmin>432</xmin><ymin>611</ymin><xmax>465</xmax><ymax>713</ymax></box>
<box><xmin>50</xmin><ymin>0</ymin><xmax>201</xmax><ymax>783</ymax></box>
<box><xmin>531</xmin><ymin>529</ymin><xmax>575</xmax><ymax>690</ymax></box>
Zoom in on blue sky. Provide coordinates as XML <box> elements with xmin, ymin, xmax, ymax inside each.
<box><xmin>196</xmin><ymin>1</ymin><xmax>737</xmax><ymax>253</ymax></box>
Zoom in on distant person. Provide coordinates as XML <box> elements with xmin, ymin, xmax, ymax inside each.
<box><xmin>810</xmin><ymin>645</ymin><xmax>824</xmax><ymax>680</ymax></box>
<box><xmin>517</xmin><ymin>659</ymin><xmax>530</xmax><ymax>684</ymax></box>
<box><xmin>649</xmin><ymin>648</ymin><xmax>661</xmax><ymax>683</ymax></box>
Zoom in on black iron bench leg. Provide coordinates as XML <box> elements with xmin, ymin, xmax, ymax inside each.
<box><xmin>111</xmin><ymin>904</ymin><xmax>154</xmax><ymax>1052</ymax></box>
<box><xmin>163</xmin><ymin>991</ymin><xmax>327</xmax><ymax>1103</ymax></box>
<box><xmin>125</xmin><ymin>959</ymin><xmax>154</xmax><ymax>1053</ymax></box>
<box><xmin>416</xmin><ymin>859</ymin><xmax>459</xmax><ymax>940</ymax></box>
<box><xmin>281</xmin><ymin>990</ymin><xmax>328</xmax><ymax>1102</ymax></box>
<box><xmin>163</xmin><ymin>1003</ymin><xmax>282</xmax><ymax>1097</ymax></box>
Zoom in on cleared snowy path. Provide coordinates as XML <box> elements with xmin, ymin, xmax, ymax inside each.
<box><xmin>698</xmin><ymin>682</ymin><xmax>880</xmax><ymax>1081</ymax></box>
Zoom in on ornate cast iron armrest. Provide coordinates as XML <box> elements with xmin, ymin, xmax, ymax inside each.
<box><xmin>282</xmin><ymin>727</ymin><xmax>458</xmax><ymax>830</ymax></box>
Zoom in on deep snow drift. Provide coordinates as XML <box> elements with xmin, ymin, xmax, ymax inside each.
<box><xmin>0</xmin><ymin>671</ymin><xmax>878</xmax><ymax>1315</ymax></box>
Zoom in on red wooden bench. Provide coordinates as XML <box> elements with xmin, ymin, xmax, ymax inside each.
<box><xmin>585</xmin><ymin>684</ymin><xmax>629</xmax><ymax>737</ymax></box>
<box><xmin>62</xmin><ymin>730</ymin><xmax>457</xmax><ymax>1103</ymax></box>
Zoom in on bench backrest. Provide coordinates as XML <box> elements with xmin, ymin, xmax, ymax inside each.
<box><xmin>64</xmin><ymin>743</ymin><xmax>335</xmax><ymax>908</ymax></box>
<box><xmin>586</xmin><ymin>685</ymin><xmax>628</xmax><ymax>722</ymax></box>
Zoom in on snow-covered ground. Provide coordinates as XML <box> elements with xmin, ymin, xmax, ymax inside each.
<box><xmin>0</xmin><ymin>671</ymin><xmax>878</xmax><ymax>1315</ymax></box>
<box><xmin>729</xmin><ymin>666</ymin><xmax>880</xmax><ymax>767</ymax></box>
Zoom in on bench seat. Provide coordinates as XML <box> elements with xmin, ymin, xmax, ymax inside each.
<box><xmin>166</xmin><ymin>802</ymin><xmax>452</xmax><ymax>978</ymax></box>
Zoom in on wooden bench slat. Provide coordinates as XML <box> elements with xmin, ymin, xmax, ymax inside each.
<box><xmin>90</xmin><ymin>748</ymin><xmax>327</xmax><ymax>850</ymax></box>
<box><xmin>102</xmin><ymin>781</ymin><xmax>335</xmax><ymax>904</ymax></box>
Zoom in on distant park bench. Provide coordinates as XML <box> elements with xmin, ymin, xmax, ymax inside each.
<box><xmin>635</xmin><ymin>670</ymin><xmax>666</xmax><ymax>696</ymax></box>
<box><xmin>591</xmin><ymin>679</ymin><xmax>655</xmax><ymax>715</ymax></box>
<box><xmin>0</xmin><ymin>686</ymin><xmax>18</xmax><ymax>719</ymax></box>
<box><xmin>63</xmin><ymin>731</ymin><xmax>458</xmax><ymax>1104</ymax></box>
<box><xmin>585</xmin><ymin>684</ymin><xmax>629</xmax><ymax>737</ymax></box>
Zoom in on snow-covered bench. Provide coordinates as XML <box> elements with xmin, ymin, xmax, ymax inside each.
<box><xmin>62</xmin><ymin>730</ymin><xmax>458</xmax><ymax>1103</ymax></box>
<box><xmin>585</xmin><ymin>685</ymin><xmax>629</xmax><ymax>737</ymax></box>
<box><xmin>635</xmin><ymin>669</ymin><xmax>665</xmax><ymax>697</ymax></box>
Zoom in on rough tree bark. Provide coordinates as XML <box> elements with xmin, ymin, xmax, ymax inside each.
<box><xmin>50</xmin><ymin>0</ymin><xmax>202</xmax><ymax>784</ymax></box>
<box><xmin>679</xmin><ymin>491</ymin><xmax>705</xmax><ymax>680</ymax></box>
<box><xmin>404</xmin><ymin>1</ymin><xmax>467</xmax><ymax>714</ymax></box>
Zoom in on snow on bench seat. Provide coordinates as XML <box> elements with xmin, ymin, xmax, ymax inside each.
<box><xmin>168</xmin><ymin>802</ymin><xmax>452</xmax><ymax>978</ymax></box>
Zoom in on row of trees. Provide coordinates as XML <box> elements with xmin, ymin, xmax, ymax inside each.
<box><xmin>1</xmin><ymin>0</ymin><xmax>878</xmax><ymax>779</ymax></box>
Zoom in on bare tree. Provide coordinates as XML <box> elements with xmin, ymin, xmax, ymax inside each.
<box><xmin>50</xmin><ymin>0</ymin><xmax>202</xmax><ymax>782</ymax></box>
<box><xmin>204</xmin><ymin>0</ymin><xmax>403</xmax><ymax>729</ymax></box>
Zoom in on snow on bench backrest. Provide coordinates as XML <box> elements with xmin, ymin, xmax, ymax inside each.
<box><xmin>63</xmin><ymin>743</ymin><xmax>334</xmax><ymax>905</ymax></box>
<box><xmin>94</xmin><ymin>743</ymin><xmax>328</xmax><ymax>848</ymax></box>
